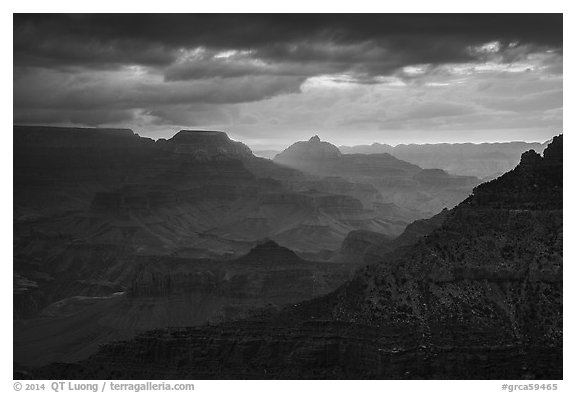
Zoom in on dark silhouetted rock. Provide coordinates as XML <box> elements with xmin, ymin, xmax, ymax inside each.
<box><xmin>464</xmin><ymin>135</ymin><xmax>562</xmax><ymax>210</ymax></box>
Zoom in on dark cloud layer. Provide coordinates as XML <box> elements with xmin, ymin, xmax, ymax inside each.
<box><xmin>13</xmin><ymin>14</ymin><xmax>563</xmax><ymax>144</ymax></box>
<box><xmin>15</xmin><ymin>14</ymin><xmax>562</xmax><ymax>70</ymax></box>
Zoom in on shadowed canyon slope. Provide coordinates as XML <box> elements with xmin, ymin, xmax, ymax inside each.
<box><xmin>14</xmin><ymin>126</ymin><xmax>412</xmax><ymax>260</ymax></box>
<box><xmin>23</xmin><ymin>135</ymin><xmax>563</xmax><ymax>380</ymax></box>
<box><xmin>14</xmin><ymin>125</ymin><xmax>425</xmax><ymax>367</ymax></box>
<box><xmin>339</xmin><ymin>141</ymin><xmax>547</xmax><ymax>180</ymax></box>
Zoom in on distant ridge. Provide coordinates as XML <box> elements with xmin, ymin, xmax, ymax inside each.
<box><xmin>339</xmin><ymin>139</ymin><xmax>549</xmax><ymax>179</ymax></box>
<box><xmin>14</xmin><ymin>125</ymin><xmax>136</xmax><ymax>135</ymax></box>
<box><xmin>14</xmin><ymin>125</ymin><xmax>255</xmax><ymax>160</ymax></box>
<box><xmin>274</xmin><ymin>135</ymin><xmax>418</xmax><ymax>176</ymax></box>
<box><xmin>273</xmin><ymin>135</ymin><xmax>479</xmax><ymax>218</ymax></box>
<box><xmin>14</xmin><ymin>125</ymin><xmax>141</xmax><ymax>148</ymax></box>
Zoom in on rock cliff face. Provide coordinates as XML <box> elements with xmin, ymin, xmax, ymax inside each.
<box><xmin>27</xmin><ymin>320</ymin><xmax>559</xmax><ymax>380</ymax></box>
<box><xmin>463</xmin><ymin>136</ymin><xmax>562</xmax><ymax>210</ymax></box>
<box><xmin>333</xmin><ymin>208</ymin><xmax>450</xmax><ymax>264</ymax></box>
<box><xmin>274</xmin><ymin>136</ymin><xmax>479</xmax><ymax>219</ymax></box>
<box><xmin>25</xmin><ymin>135</ymin><xmax>562</xmax><ymax>379</ymax></box>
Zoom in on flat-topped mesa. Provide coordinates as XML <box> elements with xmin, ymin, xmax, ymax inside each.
<box><xmin>164</xmin><ymin>129</ymin><xmax>254</xmax><ymax>160</ymax></box>
<box><xmin>169</xmin><ymin>130</ymin><xmax>231</xmax><ymax>144</ymax></box>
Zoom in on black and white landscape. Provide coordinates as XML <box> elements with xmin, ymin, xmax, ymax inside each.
<box><xmin>13</xmin><ymin>14</ymin><xmax>562</xmax><ymax>379</ymax></box>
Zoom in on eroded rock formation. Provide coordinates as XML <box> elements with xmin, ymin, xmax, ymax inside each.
<box><xmin>23</xmin><ymin>135</ymin><xmax>563</xmax><ymax>380</ymax></box>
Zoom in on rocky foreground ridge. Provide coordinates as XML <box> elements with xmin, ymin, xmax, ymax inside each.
<box><xmin>22</xmin><ymin>135</ymin><xmax>563</xmax><ymax>379</ymax></box>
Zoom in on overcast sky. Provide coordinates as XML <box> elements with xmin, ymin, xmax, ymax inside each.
<box><xmin>14</xmin><ymin>14</ymin><xmax>562</xmax><ymax>149</ymax></box>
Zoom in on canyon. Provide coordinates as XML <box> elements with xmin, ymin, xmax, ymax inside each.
<box><xmin>15</xmin><ymin>128</ymin><xmax>562</xmax><ymax>379</ymax></box>
<box><xmin>15</xmin><ymin>125</ymin><xmax>477</xmax><ymax>369</ymax></box>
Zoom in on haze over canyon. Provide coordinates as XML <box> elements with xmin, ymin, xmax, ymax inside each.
<box><xmin>13</xmin><ymin>125</ymin><xmax>562</xmax><ymax>379</ymax></box>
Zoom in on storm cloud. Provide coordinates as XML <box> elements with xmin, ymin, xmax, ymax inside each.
<box><xmin>13</xmin><ymin>14</ymin><xmax>563</xmax><ymax>147</ymax></box>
